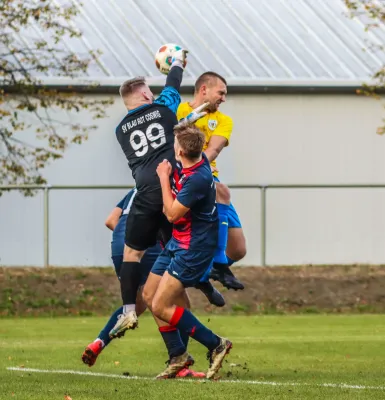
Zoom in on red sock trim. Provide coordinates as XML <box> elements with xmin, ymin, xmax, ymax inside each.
<box><xmin>159</xmin><ymin>325</ymin><xmax>177</xmax><ymax>333</ymax></box>
<box><xmin>170</xmin><ymin>306</ymin><xmax>185</xmax><ymax>326</ymax></box>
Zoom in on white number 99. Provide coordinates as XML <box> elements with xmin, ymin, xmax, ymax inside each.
<box><xmin>130</xmin><ymin>123</ymin><xmax>166</xmax><ymax>157</ymax></box>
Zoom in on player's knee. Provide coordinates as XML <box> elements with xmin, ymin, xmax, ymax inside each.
<box><xmin>215</xmin><ymin>182</ymin><xmax>231</xmax><ymax>205</ymax></box>
<box><xmin>229</xmin><ymin>245</ymin><xmax>247</xmax><ymax>262</ymax></box>
<box><xmin>151</xmin><ymin>299</ymin><xmax>165</xmax><ymax>320</ymax></box>
<box><xmin>123</xmin><ymin>245</ymin><xmax>143</xmax><ymax>262</ymax></box>
<box><xmin>142</xmin><ymin>286</ymin><xmax>154</xmax><ymax>310</ymax></box>
<box><xmin>227</xmin><ymin>234</ymin><xmax>247</xmax><ymax>262</ymax></box>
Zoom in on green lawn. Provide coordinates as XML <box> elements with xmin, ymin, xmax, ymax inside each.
<box><xmin>1</xmin><ymin>314</ymin><xmax>385</xmax><ymax>399</ymax></box>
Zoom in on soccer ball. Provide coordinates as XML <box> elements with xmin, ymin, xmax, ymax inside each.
<box><xmin>155</xmin><ymin>43</ymin><xmax>185</xmax><ymax>75</ymax></box>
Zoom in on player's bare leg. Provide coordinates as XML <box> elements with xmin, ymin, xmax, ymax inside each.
<box><xmin>151</xmin><ymin>272</ymin><xmax>232</xmax><ymax>380</ymax></box>
<box><xmin>143</xmin><ymin>274</ymin><xmax>205</xmax><ymax>379</ymax></box>
<box><xmin>226</xmin><ymin>227</ymin><xmax>247</xmax><ymax>261</ymax></box>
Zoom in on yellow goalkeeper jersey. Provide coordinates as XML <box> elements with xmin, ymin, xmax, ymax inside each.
<box><xmin>177</xmin><ymin>102</ymin><xmax>233</xmax><ymax>177</ymax></box>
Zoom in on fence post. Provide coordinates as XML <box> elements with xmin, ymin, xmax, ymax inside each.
<box><xmin>43</xmin><ymin>185</ymin><xmax>50</xmax><ymax>268</ymax></box>
<box><xmin>260</xmin><ymin>186</ymin><xmax>267</xmax><ymax>267</ymax></box>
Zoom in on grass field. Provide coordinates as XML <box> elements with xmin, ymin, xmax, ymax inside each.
<box><xmin>1</xmin><ymin>314</ymin><xmax>385</xmax><ymax>399</ymax></box>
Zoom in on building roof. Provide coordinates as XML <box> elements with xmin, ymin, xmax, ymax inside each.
<box><xmin>18</xmin><ymin>0</ymin><xmax>385</xmax><ymax>89</ymax></box>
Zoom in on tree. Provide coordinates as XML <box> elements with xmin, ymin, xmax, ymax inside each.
<box><xmin>0</xmin><ymin>0</ymin><xmax>113</xmax><ymax>192</ymax></box>
<box><xmin>344</xmin><ymin>0</ymin><xmax>385</xmax><ymax>134</ymax></box>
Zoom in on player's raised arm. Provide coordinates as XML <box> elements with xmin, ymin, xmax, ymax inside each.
<box><xmin>155</xmin><ymin>48</ymin><xmax>188</xmax><ymax>114</ymax></box>
<box><xmin>165</xmin><ymin>49</ymin><xmax>188</xmax><ymax>91</ymax></box>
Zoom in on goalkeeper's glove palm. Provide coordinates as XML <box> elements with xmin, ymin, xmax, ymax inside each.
<box><xmin>171</xmin><ymin>48</ymin><xmax>188</xmax><ymax>69</ymax></box>
<box><xmin>176</xmin><ymin>102</ymin><xmax>209</xmax><ymax>127</ymax></box>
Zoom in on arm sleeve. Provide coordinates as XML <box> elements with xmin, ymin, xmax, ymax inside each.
<box><xmin>116</xmin><ymin>194</ymin><xmax>128</xmax><ymax>209</ymax></box>
<box><xmin>155</xmin><ymin>85</ymin><xmax>181</xmax><ymax>114</ymax></box>
<box><xmin>165</xmin><ymin>65</ymin><xmax>183</xmax><ymax>91</ymax></box>
<box><xmin>176</xmin><ymin>175</ymin><xmax>208</xmax><ymax>209</ymax></box>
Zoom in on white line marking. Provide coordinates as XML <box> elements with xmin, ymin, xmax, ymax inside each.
<box><xmin>6</xmin><ymin>367</ymin><xmax>385</xmax><ymax>391</ymax></box>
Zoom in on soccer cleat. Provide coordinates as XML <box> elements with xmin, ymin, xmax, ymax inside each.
<box><xmin>210</xmin><ymin>264</ymin><xmax>245</xmax><ymax>291</ymax></box>
<box><xmin>206</xmin><ymin>337</ymin><xmax>233</xmax><ymax>380</ymax></box>
<box><xmin>176</xmin><ymin>367</ymin><xmax>206</xmax><ymax>379</ymax></box>
<box><xmin>156</xmin><ymin>352</ymin><xmax>194</xmax><ymax>379</ymax></box>
<box><xmin>195</xmin><ymin>281</ymin><xmax>225</xmax><ymax>307</ymax></box>
<box><xmin>81</xmin><ymin>339</ymin><xmax>104</xmax><ymax>367</ymax></box>
<box><xmin>109</xmin><ymin>310</ymin><xmax>138</xmax><ymax>338</ymax></box>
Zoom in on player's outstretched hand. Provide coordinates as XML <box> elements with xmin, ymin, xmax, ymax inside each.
<box><xmin>157</xmin><ymin>159</ymin><xmax>172</xmax><ymax>178</ymax></box>
<box><xmin>171</xmin><ymin>48</ymin><xmax>188</xmax><ymax>69</ymax></box>
<box><xmin>175</xmin><ymin>102</ymin><xmax>209</xmax><ymax>128</ymax></box>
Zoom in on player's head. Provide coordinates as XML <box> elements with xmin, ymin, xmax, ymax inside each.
<box><xmin>174</xmin><ymin>124</ymin><xmax>205</xmax><ymax>162</ymax></box>
<box><xmin>119</xmin><ymin>77</ymin><xmax>154</xmax><ymax>109</ymax></box>
<box><xmin>194</xmin><ymin>71</ymin><xmax>227</xmax><ymax>112</ymax></box>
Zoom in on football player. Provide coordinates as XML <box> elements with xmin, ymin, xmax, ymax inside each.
<box><xmin>143</xmin><ymin>124</ymin><xmax>232</xmax><ymax>379</ymax></box>
<box><xmin>177</xmin><ymin>72</ymin><xmax>247</xmax><ymax>290</ymax></box>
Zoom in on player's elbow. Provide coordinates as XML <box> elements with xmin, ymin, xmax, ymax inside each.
<box><xmin>105</xmin><ymin>207</ymin><xmax>121</xmax><ymax>231</ymax></box>
<box><xmin>167</xmin><ymin>214</ymin><xmax>178</xmax><ymax>223</ymax></box>
<box><xmin>105</xmin><ymin>218</ymin><xmax>115</xmax><ymax>231</ymax></box>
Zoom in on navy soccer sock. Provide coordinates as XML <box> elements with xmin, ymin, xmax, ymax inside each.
<box><xmin>159</xmin><ymin>326</ymin><xmax>186</xmax><ymax>359</ymax></box>
<box><xmin>178</xmin><ymin>328</ymin><xmax>190</xmax><ymax>349</ymax></box>
<box><xmin>97</xmin><ymin>306</ymin><xmax>122</xmax><ymax>347</ymax></box>
<box><xmin>214</xmin><ymin>203</ymin><xmax>230</xmax><ymax>264</ymax></box>
<box><xmin>170</xmin><ymin>307</ymin><xmax>220</xmax><ymax>351</ymax></box>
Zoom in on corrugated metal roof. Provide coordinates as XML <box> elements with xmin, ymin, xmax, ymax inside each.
<box><xmin>15</xmin><ymin>0</ymin><xmax>385</xmax><ymax>86</ymax></box>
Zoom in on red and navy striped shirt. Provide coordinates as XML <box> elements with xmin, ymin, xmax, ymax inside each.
<box><xmin>171</xmin><ymin>154</ymin><xmax>218</xmax><ymax>250</ymax></box>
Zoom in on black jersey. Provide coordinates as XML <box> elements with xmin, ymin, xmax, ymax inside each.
<box><xmin>116</xmin><ymin>85</ymin><xmax>181</xmax><ymax>193</ymax></box>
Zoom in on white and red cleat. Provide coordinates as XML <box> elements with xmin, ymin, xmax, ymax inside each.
<box><xmin>81</xmin><ymin>339</ymin><xmax>104</xmax><ymax>367</ymax></box>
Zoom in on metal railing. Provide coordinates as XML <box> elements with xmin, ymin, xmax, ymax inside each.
<box><xmin>2</xmin><ymin>183</ymin><xmax>385</xmax><ymax>267</ymax></box>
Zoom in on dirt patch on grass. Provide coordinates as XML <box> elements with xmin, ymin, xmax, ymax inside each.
<box><xmin>1</xmin><ymin>265</ymin><xmax>385</xmax><ymax>317</ymax></box>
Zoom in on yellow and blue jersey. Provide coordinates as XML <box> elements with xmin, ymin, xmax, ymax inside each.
<box><xmin>177</xmin><ymin>102</ymin><xmax>233</xmax><ymax>177</ymax></box>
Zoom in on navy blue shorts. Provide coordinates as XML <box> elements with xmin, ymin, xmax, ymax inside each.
<box><xmin>112</xmin><ymin>242</ymin><xmax>162</xmax><ymax>286</ymax></box>
<box><xmin>213</xmin><ymin>177</ymin><xmax>242</xmax><ymax>229</ymax></box>
<box><xmin>151</xmin><ymin>240</ymin><xmax>215</xmax><ymax>288</ymax></box>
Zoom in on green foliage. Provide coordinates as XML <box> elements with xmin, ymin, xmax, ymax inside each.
<box><xmin>0</xmin><ymin>0</ymin><xmax>113</xmax><ymax>190</ymax></box>
<box><xmin>344</xmin><ymin>0</ymin><xmax>385</xmax><ymax>134</ymax></box>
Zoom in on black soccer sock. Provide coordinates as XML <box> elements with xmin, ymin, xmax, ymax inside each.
<box><xmin>119</xmin><ymin>261</ymin><xmax>142</xmax><ymax>305</ymax></box>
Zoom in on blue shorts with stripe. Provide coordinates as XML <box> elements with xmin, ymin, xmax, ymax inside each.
<box><xmin>151</xmin><ymin>239</ymin><xmax>214</xmax><ymax>288</ymax></box>
<box><xmin>213</xmin><ymin>176</ymin><xmax>242</xmax><ymax>229</ymax></box>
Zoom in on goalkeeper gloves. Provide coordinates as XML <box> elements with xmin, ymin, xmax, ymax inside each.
<box><xmin>171</xmin><ymin>48</ymin><xmax>188</xmax><ymax>69</ymax></box>
<box><xmin>175</xmin><ymin>102</ymin><xmax>209</xmax><ymax>127</ymax></box>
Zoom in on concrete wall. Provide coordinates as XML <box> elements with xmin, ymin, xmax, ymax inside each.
<box><xmin>1</xmin><ymin>93</ymin><xmax>385</xmax><ymax>267</ymax></box>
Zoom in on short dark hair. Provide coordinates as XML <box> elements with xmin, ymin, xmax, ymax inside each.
<box><xmin>194</xmin><ymin>71</ymin><xmax>227</xmax><ymax>93</ymax></box>
<box><xmin>119</xmin><ymin>77</ymin><xmax>146</xmax><ymax>98</ymax></box>
<box><xmin>174</xmin><ymin>124</ymin><xmax>205</xmax><ymax>160</ymax></box>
